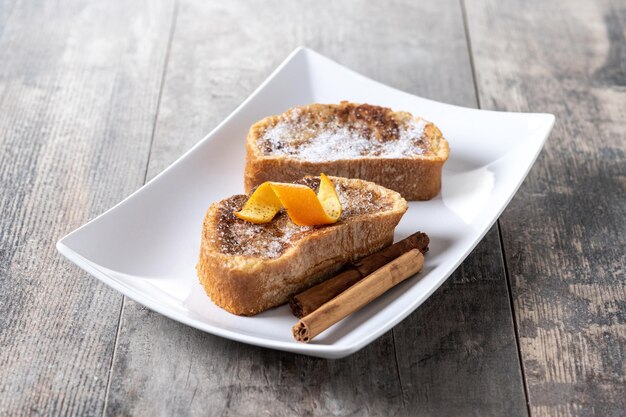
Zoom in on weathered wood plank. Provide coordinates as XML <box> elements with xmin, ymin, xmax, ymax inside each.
<box><xmin>465</xmin><ymin>0</ymin><xmax>626</xmax><ymax>415</ymax></box>
<box><xmin>105</xmin><ymin>1</ymin><xmax>527</xmax><ymax>416</ymax></box>
<box><xmin>394</xmin><ymin>227</ymin><xmax>528</xmax><ymax>416</ymax></box>
<box><xmin>0</xmin><ymin>1</ymin><xmax>175</xmax><ymax>415</ymax></box>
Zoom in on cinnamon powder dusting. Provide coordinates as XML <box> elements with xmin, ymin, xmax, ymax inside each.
<box><xmin>213</xmin><ymin>178</ymin><xmax>393</xmax><ymax>259</ymax></box>
<box><xmin>257</xmin><ymin>103</ymin><xmax>433</xmax><ymax>161</ymax></box>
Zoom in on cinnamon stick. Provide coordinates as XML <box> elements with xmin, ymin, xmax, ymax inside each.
<box><xmin>289</xmin><ymin>232</ymin><xmax>429</xmax><ymax>318</ymax></box>
<box><xmin>292</xmin><ymin>249</ymin><xmax>425</xmax><ymax>343</ymax></box>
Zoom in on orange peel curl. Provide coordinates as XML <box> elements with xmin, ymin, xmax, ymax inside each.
<box><xmin>234</xmin><ymin>174</ymin><xmax>342</xmax><ymax>226</ymax></box>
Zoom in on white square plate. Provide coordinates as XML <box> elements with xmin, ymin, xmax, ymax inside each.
<box><xmin>57</xmin><ymin>47</ymin><xmax>554</xmax><ymax>359</ymax></box>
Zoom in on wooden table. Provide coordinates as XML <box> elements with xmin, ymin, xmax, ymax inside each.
<box><xmin>1</xmin><ymin>1</ymin><xmax>624</xmax><ymax>416</ymax></box>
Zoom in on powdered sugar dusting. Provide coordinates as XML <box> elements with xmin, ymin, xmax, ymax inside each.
<box><xmin>259</xmin><ymin>107</ymin><xmax>429</xmax><ymax>162</ymax></box>
<box><xmin>217</xmin><ymin>215</ymin><xmax>313</xmax><ymax>259</ymax></box>
<box><xmin>216</xmin><ymin>178</ymin><xmax>394</xmax><ymax>259</ymax></box>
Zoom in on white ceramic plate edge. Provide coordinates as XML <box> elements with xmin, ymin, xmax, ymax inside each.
<box><xmin>57</xmin><ymin>47</ymin><xmax>555</xmax><ymax>358</ymax></box>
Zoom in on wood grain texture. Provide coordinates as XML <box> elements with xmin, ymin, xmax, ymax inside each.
<box><xmin>465</xmin><ymin>0</ymin><xmax>626</xmax><ymax>416</ymax></box>
<box><xmin>394</xmin><ymin>227</ymin><xmax>528</xmax><ymax>416</ymax></box>
<box><xmin>104</xmin><ymin>0</ymin><xmax>527</xmax><ymax>416</ymax></box>
<box><xmin>0</xmin><ymin>0</ymin><xmax>175</xmax><ymax>415</ymax></box>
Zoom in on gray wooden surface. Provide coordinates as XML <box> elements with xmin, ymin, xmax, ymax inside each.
<box><xmin>467</xmin><ymin>1</ymin><xmax>626</xmax><ymax>415</ymax></box>
<box><xmin>0</xmin><ymin>0</ymin><xmax>623</xmax><ymax>416</ymax></box>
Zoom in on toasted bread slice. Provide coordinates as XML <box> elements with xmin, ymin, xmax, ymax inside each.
<box><xmin>244</xmin><ymin>102</ymin><xmax>449</xmax><ymax>201</ymax></box>
<box><xmin>197</xmin><ymin>176</ymin><xmax>407</xmax><ymax>316</ymax></box>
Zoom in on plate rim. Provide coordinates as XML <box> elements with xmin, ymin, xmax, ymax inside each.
<box><xmin>57</xmin><ymin>46</ymin><xmax>555</xmax><ymax>359</ymax></box>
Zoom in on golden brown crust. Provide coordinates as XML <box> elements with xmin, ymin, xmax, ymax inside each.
<box><xmin>244</xmin><ymin>102</ymin><xmax>449</xmax><ymax>200</ymax></box>
<box><xmin>196</xmin><ymin>176</ymin><xmax>407</xmax><ymax>316</ymax></box>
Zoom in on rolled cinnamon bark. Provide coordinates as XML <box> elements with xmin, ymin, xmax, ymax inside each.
<box><xmin>289</xmin><ymin>270</ymin><xmax>363</xmax><ymax>318</ymax></box>
<box><xmin>289</xmin><ymin>232</ymin><xmax>429</xmax><ymax>318</ymax></box>
<box><xmin>292</xmin><ymin>249</ymin><xmax>425</xmax><ymax>343</ymax></box>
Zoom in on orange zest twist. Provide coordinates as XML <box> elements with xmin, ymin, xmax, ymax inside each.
<box><xmin>234</xmin><ymin>174</ymin><xmax>342</xmax><ymax>226</ymax></box>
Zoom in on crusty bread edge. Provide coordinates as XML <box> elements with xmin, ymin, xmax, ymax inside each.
<box><xmin>244</xmin><ymin>107</ymin><xmax>450</xmax><ymax>200</ymax></box>
<box><xmin>197</xmin><ymin>177</ymin><xmax>408</xmax><ymax>316</ymax></box>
